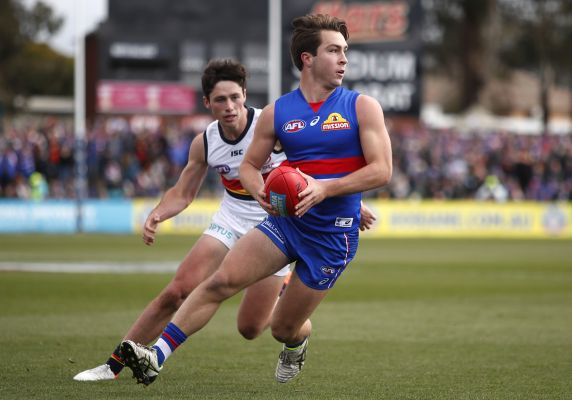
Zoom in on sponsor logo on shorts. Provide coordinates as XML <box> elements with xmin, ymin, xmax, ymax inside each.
<box><xmin>321</xmin><ymin>266</ymin><xmax>336</xmax><ymax>275</ymax></box>
<box><xmin>318</xmin><ymin>278</ymin><xmax>330</xmax><ymax>285</ymax></box>
<box><xmin>283</xmin><ymin>119</ymin><xmax>306</xmax><ymax>133</ymax></box>
<box><xmin>335</xmin><ymin>217</ymin><xmax>353</xmax><ymax>228</ymax></box>
<box><xmin>208</xmin><ymin>223</ymin><xmax>233</xmax><ymax>240</ymax></box>
<box><xmin>260</xmin><ymin>218</ymin><xmax>286</xmax><ymax>244</ymax></box>
<box><xmin>321</xmin><ymin>113</ymin><xmax>350</xmax><ymax>131</ymax></box>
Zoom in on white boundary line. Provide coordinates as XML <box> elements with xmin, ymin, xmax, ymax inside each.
<box><xmin>0</xmin><ymin>262</ymin><xmax>178</xmax><ymax>273</ymax></box>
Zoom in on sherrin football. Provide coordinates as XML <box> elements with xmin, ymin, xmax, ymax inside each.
<box><xmin>264</xmin><ymin>166</ymin><xmax>308</xmax><ymax>216</ymax></box>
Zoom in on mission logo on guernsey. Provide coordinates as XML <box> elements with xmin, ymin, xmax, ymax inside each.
<box><xmin>321</xmin><ymin>113</ymin><xmax>350</xmax><ymax>131</ymax></box>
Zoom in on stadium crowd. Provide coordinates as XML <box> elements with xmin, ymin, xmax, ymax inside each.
<box><xmin>385</xmin><ymin>126</ymin><xmax>572</xmax><ymax>201</ymax></box>
<box><xmin>1</xmin><ymin>117</ymin><xmax>571</xmax><ymax>201</ymax></box>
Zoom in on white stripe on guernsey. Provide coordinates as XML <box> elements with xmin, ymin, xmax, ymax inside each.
<box><xmin>154</xmin><ymin>338</ymin><xmax>173</xmax><ymax>362</ymax></box>
<box><xmin>328</xmin><ymin>233</ymin><xmax>350</xmax><ymax>289</ymax></box>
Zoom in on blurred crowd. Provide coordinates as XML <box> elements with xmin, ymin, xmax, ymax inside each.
<box><xmin>379</xmin><ymin>126</ymin><xmax>572</xmax><ymax>201</ymax></box>
<box><xmin>1</xmin><ymin>117</ymin><xmax>571</xmax><ymax>201</ymax></box>
<box><xmin>0</xmin><ymin>117</ymin><xmax>214</xmax><ymax>200</ymax></box>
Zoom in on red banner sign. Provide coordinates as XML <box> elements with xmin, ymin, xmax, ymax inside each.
<box><xmin>311</xmin><ymin>1</ymin><xmax>410</xmax><ymax>42</ymax></box>
<box><xmin>97</xmin><ymin>81</ymin><xmax>196</xmax><ymax>114</ymax></box>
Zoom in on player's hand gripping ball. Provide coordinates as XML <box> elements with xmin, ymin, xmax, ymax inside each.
<box><xmin>264</xmin><ymin>166</ymin><xmax>308</xmax><ymax>216</ymax></box>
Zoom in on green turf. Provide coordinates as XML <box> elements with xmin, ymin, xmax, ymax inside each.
<box><xmin>1</xmin><ymin>235</ymin><xmax>571</xmax><ymax>399</ymax></box>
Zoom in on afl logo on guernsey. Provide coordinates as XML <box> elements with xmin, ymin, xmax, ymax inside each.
<box><xmin>283</xmin><ymin>119</ymin><xmax>306</xmax><ymax>133</ymax></box>
<box><xmin>321</xmin><ymin>113</ymin><xmax>350</xmax><ymax>131</ymax></box>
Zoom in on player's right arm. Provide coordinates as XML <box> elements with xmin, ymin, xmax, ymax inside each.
<box><xmin>143</xmin><ymin>133</ymin><xmax>209</xmax><ymax>245</ymax></box>
<box><xmin>239</xmin><ymin>103</ymin><xmax>277</xmax><ymax>215</ymax></box>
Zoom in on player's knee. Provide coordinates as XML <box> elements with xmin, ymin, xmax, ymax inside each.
<box><xmin>237</xmin><ymin>322</ymin><xmax>264</xmax><ymax>340</ymax></box>
<box><xmin>157</xmin><ymin>283</ymin><xmax>189</xmax><ymax>311</ymax></box>
<box><xmin>204</xmin><ymin>272</ymin><xmax>238</xmax><ymax>300</ymax></box>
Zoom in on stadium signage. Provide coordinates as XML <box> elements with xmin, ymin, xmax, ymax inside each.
<box><xmin>282</xmin><ymin>0</ymin><xmax>423</xmax><ymax>117</ymax></box>
<box><xmin>345</xmin><ymin>50</ymin><xmax>416</xmax><ymax>81</ymax></box>
<box><xmin>1</xmin><ymin>200</ymin><xmax>570</xmax><ymax>238</ymax></box>
<box><xmin>311</xmin><ymin>0</ymin><xmax>410</xmax><ymax>42</ymax></box>
<box><xmin>97</xmin><ymin>81</ymin><xmax>196</xmax><ymax>115</ymax></box>
<box><xmin>345</xmin><ymin>49</ymin><xmax>417</xmax><ymax>112</ymax></box>
<box><xmin>109</xmin><ymin>42</ymin><xmax>160</xmax><ymax>60</ymax></box>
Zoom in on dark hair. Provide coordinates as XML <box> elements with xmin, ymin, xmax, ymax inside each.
<box><xmin>201</xmin><ymin>59</ymin><xmax>247</xmax><ymax>99</ymax></box>
<box><xmin>290</xmin><ymin>14</ymin><xmax>349</xmax><ymax>71</ymax></box>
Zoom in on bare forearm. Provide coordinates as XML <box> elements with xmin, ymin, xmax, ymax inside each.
<box><xmin>323</xmin><ymin>161</ymin><xmax>391</xmax><ymax>198</ymax></box>
<box><xmin>151</xmin><ymin>188</ymin><xmax>193</xmax><ymax>222</ymax></box>
<box><xmin>239</xmin><ymin>162</ymin><xmax>264</xmax><ymax>199</ymax></box>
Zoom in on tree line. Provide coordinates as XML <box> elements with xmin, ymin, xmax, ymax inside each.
<box><xmin>0</xmin><ymin>0</ymin><xmax>72</xmax><ymax>114</ymax></box>
<box><xmin>423</xmin><ymin>0</ymin><xmax>572</xmax><ymax>124</ymax></box>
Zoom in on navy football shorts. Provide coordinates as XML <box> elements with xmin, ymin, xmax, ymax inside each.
<box><xmin>257</xmin><ymin>215</ymin><xmax>359</xmax><ymax>290</ymax></box>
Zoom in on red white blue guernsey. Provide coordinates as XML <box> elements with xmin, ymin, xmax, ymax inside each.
<box><xmin>274</xmin><ymin>87</ymin><xmax>364</xmax><ymax>232</ymax></box>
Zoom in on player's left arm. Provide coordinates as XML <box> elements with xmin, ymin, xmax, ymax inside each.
<box><xmin>295</xmin><ymin>95</ymin><xmax>392</xmax><ymax>216</ymax></box>
<box><xmin>239</xmin><ymin>103</ymin><xmax>278</xmax><ymax>214</ymax></box>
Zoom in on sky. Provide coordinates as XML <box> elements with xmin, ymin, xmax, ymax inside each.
<box><xmin>22</xmin><ymin>0</ymin><xmax>108</xmax><ymax>56</ymax></box>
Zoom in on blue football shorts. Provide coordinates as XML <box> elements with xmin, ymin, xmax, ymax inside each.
<box><xmin>257</xmin><ymin>215</ymin><xmax>359</xmax><ymax>290</ymax></box>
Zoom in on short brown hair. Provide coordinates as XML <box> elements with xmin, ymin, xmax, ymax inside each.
<box><xmin>290</xmin><ymin>14</ymin><xmax>349</xmax><ymax>71</ymax></box>
<box><xmin>201</xmin><ymin>59</ymin><xmax>247</xmax><ymax>99</ymax></box>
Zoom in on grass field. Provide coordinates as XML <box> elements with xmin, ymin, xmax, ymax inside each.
<box><xmin>1</xmin><ymin>234</ymin><xmax>571</xmax><ymax>399</ymax></box>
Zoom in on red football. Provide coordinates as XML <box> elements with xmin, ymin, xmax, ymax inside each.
<box><xmin>264</xmin><ymin>166</ymin><xmax>308</xmax><ymax>216</ymax></box>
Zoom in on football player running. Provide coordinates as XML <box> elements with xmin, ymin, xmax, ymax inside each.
<box><xmin>119</xmin><ymin>14</ymin><xmax>389</xmax><ymax>386</ymax></box>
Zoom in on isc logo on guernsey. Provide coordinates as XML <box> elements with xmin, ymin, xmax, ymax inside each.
<box><xmin>283</xmin><ymin>119</ymin><xmax>306</xmax><ymax>133</ymax></box>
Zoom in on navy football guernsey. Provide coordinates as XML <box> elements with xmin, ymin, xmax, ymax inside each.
<box><xmin>273</xmin><ymin>86</ymin><xmax>365</xmax><ymax>232</ymax></box>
